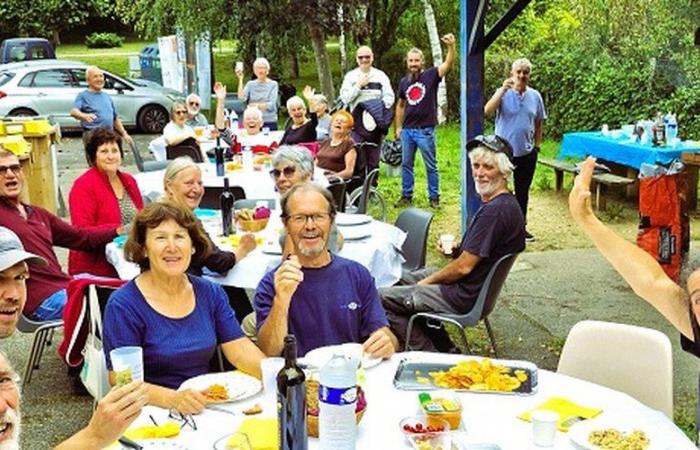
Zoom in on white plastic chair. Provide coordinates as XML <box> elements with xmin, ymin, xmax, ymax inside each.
<box><xmin>557</xmin><ymin>320</ymin><xmax>673</xmax><ymax>418</ymax></box>
<box><xmin>148</xmin><ymin>136</ymin><xmax>167</xmax><ymax>162</ymax></box>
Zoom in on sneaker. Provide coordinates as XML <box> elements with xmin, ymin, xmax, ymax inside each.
<box><xmin>429</xmin><ymin>198</ymin><xmax>440</xmax><ymax>208</ymax></box>
<box><xmin>525</xmin><ymin>230</ymin><xmax>535</xmax><ymax>243</ymax></box>
<box><xmin>395</xmin><ymin>196</ymin><xmax>413</xmax><ymax>208</ymax></box>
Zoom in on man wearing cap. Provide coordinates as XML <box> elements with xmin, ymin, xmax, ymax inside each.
<box><xmin>0</xmin><ymin>147</ymin><xmax>122</xmax><ymax>321</ymax></box>
<box><xmin>379</xmin><ymin>135</ymin><xmax>525</xmax><ymax>351</ymax></box>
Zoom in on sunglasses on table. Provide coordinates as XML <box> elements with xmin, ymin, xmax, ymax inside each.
<box><xmin>0</xmin><ymin>164</ymin><xmax>21</xmax><ymax>176</ymax></box>
<box><xmin>269</xmin><ymin>166</ymin><xmax>296</xmax><ymax>179</ymax></box>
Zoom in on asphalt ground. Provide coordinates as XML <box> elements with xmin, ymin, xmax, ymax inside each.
<box><xmin>2</xmin><ymin>133</ymin><xmax>699</xmax><ymax>447</ymax></box>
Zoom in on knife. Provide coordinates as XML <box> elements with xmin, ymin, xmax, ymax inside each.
<box><xmin>118</xmin><ymin>436</ymin><xmax>143</xmax><ymax>449</ymax></box>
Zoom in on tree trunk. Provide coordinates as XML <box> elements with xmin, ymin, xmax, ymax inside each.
<box><xmin>422</xmin><ymin>0</ymin><xmax>447</xmax><ymax>123</ymax></box>
<box><xmin>185</xmin><ymin>36</ymin><xmax>197</xmax><ymax>94</ymax></box>
<box><xmin>51</xmin><ymin>30</ymin><xmax>61</xmax><ymax>47</ymax></box>
<box><xmin>338</xmin><ymin>5</ymin><xmax>348</xmax><ymax>73</ymax></box>
<box><xmin>307</xmin><ymin>21</ymin><xmax>335</xmax><ymax>100</ymax></box>
<box><xmin>289</xmin><ymin>48</ymin><xmax>299</xmax><ymax>79</ymax></box>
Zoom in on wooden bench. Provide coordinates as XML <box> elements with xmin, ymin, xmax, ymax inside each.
<box><xmin>538</xmin><ymin>158</ymin><xmax>636</xmax><ymax>210</ymax></box>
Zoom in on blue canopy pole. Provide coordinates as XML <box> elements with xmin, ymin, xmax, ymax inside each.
<box><xmin>461</xmin><ymin>0</ymin><xmax>485</xmax><ymax>232</ymax></box>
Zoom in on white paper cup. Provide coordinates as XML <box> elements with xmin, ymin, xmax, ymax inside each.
<box><xmin>440</xmin><ymin>234</ymin><xmax>455</xmax><ymax>255</ymax></box>
<box><xmin>235</xmin><ymin>61</ymin><xmax>244</xmax><ymax>73</ymax></box>
<box><xmin>110</xmin><ymin>346</ymin><xmax>144</xmax><ymax>386</ymax></box>
<box><xmin>531</xmin><ymin>409</ymin><xmax>559</xmax><ymax>447</ymax></box>
<box><xmin>261</xmin><ymin>357</ymin><xmax>284</xmax><ymax>409</ymax></box>
<box><xmin>262</xmin><ymin>127</ymin><xmax>270</xmax><ymax>136</ymax></box>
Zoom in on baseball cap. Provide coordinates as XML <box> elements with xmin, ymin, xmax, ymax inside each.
<box><xmin>466</xmin><ymin>134</ymin><xmax>514</xmax><ymax>163</ymax></box>
<box><xmin>0</xmin><ymin>226</ymin><xmax>47</xmax><ymax>272</ymax></box>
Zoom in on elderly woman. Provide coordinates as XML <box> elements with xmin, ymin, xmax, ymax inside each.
<box><xmin>68</xmin><ymin>128</ymin><xmax>141</xmax><ymax>276</ymax></box>
<box><xmin>103</xmin><ymin>202</ymin><xmax>264</xmax><ymax>415</ymax></box>
<box><xmin>163</xmin><ymin>101</ymin><xmax>208</xmax><ymax>162</ymax></box>
<box><xmin>163</xmin><ymin>157</ymin><xmax>256</xmax><ymax>274</ymax></box>
<box><xmin>240</xmin><ymin>107</ymin><xmax>264</xmax><ymax>137</ymax></box>
<box><xmin>314</xmin><ymin>94</ymin><xmax>331</xmax><ymax>141</ymax></box>
<box><xmin>316</xmin><ymin>110</ymin><xmax>357</xmax><ymax>180</ymax></box>
<box><xmin>236</xmin><ymin>57</ymin><xmax>279</xmax><ymax>130</ymax></box>
<box><xmin>280</xmin><ymin>87</ymin><xmax>318</xmax><ymax>145</ymax></box>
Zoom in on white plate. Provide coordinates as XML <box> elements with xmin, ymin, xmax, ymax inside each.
<box><xmin>568</xmin><ymin>416</ymin><xmax>668</xmax><ymax>450</ymax></box>
<box><xmin>261</xmin><ymin>242</ymin><xmax>282</xmax><ymax>255</ymax></box>
<box><xmin>123</xmin><ymin>439</ymin><xmax>189</xmax><ymax>449</ymax></box>
<box><xmin>178</xmin><ymin>371</ymin><xmax>262</xmax><ymax>404</ymax></box>
<box><xmin>340</xmin><ymin>225</ymin><xmax>372</xmax><ymax>241</ymax></box>
<box><xmin>304</xmin><ymin>343</ymin><xmax>383</xmax><ymax>370</ymax></box>
<box><xmin>336</xmin><ymin>214</ymin><xmax>372</xmax><ymax>227</ymax></box>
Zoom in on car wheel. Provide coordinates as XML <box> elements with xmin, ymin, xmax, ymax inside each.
<box><xmin>9</xmin><ymin>107</ymin><xmax>38</xmax><ymax>117</ymax></box>
<box><xmin>137</xmin><ymin>105</ymin><xmax>168</xmax><ymax>134</ymax></box>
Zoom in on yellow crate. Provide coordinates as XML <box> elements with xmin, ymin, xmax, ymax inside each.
<box><xmin>4</xmin><ymin>123</ymin><xmax>24</xmax><ymax>135</ymax></box>
<box><xmin>23</xmin><ymin>119</ymin><xmax>52</xmax><ymax>135</ymax></box>
<box><xmin>0</xmin><ymin>122</ymin><xmax>4</xmax><ymax>135</ymax></box>
<box><xmin>0</xmin><ymin>135</ymin><xmax>29</xmax><ymax>156</ymax></box>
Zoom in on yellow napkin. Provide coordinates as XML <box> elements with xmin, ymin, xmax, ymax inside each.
<box><xmin>106</xmin><ymin>422</ymin><xmax>180</xmax><ymax>448</ymax></box>
<box><xmin>518</xmin><ymin>397</ymin><xmax>602</xmax><ymax>431</ymax></box>
<box><xmin>220</xmin><ymin>234</ymin><xmax>265</xmax><ymax>247</ymax></box>
<box><xmin>236</xmin><ymin>418</ymin><xmax>278</xmax><ymax>450</ymax></box>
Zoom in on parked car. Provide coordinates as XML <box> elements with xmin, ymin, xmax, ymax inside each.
<box><xmin>0</xmin><ymin>60</ymin><xmax>183</xmax><ymax>133</ymax></box>
<box><xmin>0</xmin><ymin>38</ymin><xmax>56</xmax><ymax>64</ymax></box>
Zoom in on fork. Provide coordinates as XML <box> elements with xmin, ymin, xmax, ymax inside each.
<box><xmin>561</xmin><ymin>415</ymin><xmax>586</xmax><ymax>428</ymax></box>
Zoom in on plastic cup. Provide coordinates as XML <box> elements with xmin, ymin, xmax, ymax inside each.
<box><xmin>262</xmin><ymin>127</ymin><xmax>270</xmax><ymax>136</ymax></box>
<box><xmin>110</xmin><ymin>346</ymin><xmax>144</xmax><ymax>386</ymax></box>
<box><xmin>261</xmin><ymin>357</ymin><xmax>284</xmax><ymax>409</ymax></box>
<box><xmin>531</xmin><ymin>409</ymin><xmax>559</xmax><ymax>447</ymax></box>
<box><xmin>235</xmin><ymin>61</ymin><xmax>244</xmax><ymax>73</ymax></box>
<box><xmin>194</xmin><ymin>126</ymin><xmax>205</xmax><ymax>138</ymax></box>
<box><xmin>440</xmin><ymin>234</ymin><xmax>455</xmax><ymax>255</ymax></box>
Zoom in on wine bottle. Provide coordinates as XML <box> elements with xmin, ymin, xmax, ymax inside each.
<box><xmin>220</xmin><ymin>178</ymin><xmax>234</xmax><ymax>236</ymax></box>
<box><xmin>277</xmin><ymin>335</ymin><xmax>308</xmax><ymax>450</ymax></box>
<box><xmin>215</xmin><ymin>136</ymin><xmax>225</xmax><ymax>176</ymax></box>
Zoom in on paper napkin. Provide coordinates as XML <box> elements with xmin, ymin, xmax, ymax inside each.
<box><xmin>518</xmin><ymin>397</ymin><xmax>602</xmax><ymax>431</ymax></box>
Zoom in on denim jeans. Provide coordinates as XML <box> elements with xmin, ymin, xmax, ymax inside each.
<box><xmin>401</xmin><ymin>127</ymin><xmax>439</xmax><ymax>200</ymax></box>
<box><xmin>30</xmin><ymin>288</ymin><xmax>67</xmax><ymax>321</ymax></box>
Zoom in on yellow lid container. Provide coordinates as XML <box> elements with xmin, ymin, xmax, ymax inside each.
<box><xmin>0</xmin><ymin>121</ymin><xmax>5</xmax><ymax>135</ymax></box>
<box><xmin>4</xmin><ymin>123</ymin><xmax>23</xmax><ymax>135</ymax></box>
<box><xmin>0</xmin><ymin>135</ymin><xmax>30</xmax><ymax>156</ymax></box>
<box><xmin>23</xmin><ymin>119</ymin><xmax>52</xmax><ymax>135</ymax></box>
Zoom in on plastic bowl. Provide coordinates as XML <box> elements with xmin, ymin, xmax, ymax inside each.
<box><xmin>399</xmin><ymin>416</ymin><xmax>450</xmax><ymax>444</ymax></box>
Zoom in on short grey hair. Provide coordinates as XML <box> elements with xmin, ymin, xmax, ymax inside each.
<box><xmin>469</xmin><ymin>146</ymin><xmax>514</xmax><ymax>179</ymax></box>
<box><xmin>511</xmin><ymin>58</ymin><xmax>532</xmax><ymax>72</ymax></box>
<box><xmin>163</xmin><ymin>156</ymin><xmax>200</xmax><ymax>189</ymax></box>
<box><xmin>186</xmin><ymin>93</ymin><xmax>201</xmax><ymax>104</ymax></box>
<box><xmin>314</xmin><ymin>94</ymin><xmax>328</xmax><ymax>106</ymax></box>
<box><xmin>280</xmin><ymin>182</ymin><xmax>337</xmax><ymax>219</ymax></box>
<box><xmin>272</xmin><ymin>145</ymin><xmax>314</xmax><ymax>180</ymax></box>
<box><xmin>243</xmin><ymin>107</ymin><xmax>263</xmax><ymax>122</ymax></box>
<box><xmin>85</xmin><ymin>65</ymin><xmax>102</xmax><ymax>78</ymax></box>
<box><xmin>253</xmin><ymin>57</ymin><xmax>270</xmax><ymax>70</ymax></box>
<box><xmin>170</xmin><ymin>101</ymin><xmax>187</xmax><ymax>119</ymax></box>
<box><xmin>286</xmin><ymin>95</ymin><xmax>306</xmax><ymax>111</ymax></box>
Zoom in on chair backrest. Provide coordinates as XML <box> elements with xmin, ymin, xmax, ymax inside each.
<box><xmin>200</xmin><ymin>185</ymin><xmax>246</xmax><ymax>210</ymax></box>
<box><xmin>326</xmin><ymin>177</ymin><xmax>347</xmax><ymax>212</ymax></box>
<box><xmin>130</xmin><ymin>141</ymin><xmax>167</xmax><ymax>172</ymax></box>
<box><xmin>394</xmin><ymin>208</ymin><xmax>434</xmax><ymax>271</ymax></box>
<box><xmin>233</xmin><ymin>198</ymin><xmax>275</xmax><ymax>210</ymax></box>
<box><xmin>297</xmin><ymin>141</ymin><xmax>320</xmax><ymax>157</ymax></box>
<box><xmin>557</xmin><ymin>320</ymin><xmax>674</xmax><ymax>418</ymax></box>
<box><xmin>166</xmin><ymin>138</ymin><xmax>203</xmax><ymax>162</ymax></box>
<box><xmin>356</xmin><ymin>168</ymin><xmax>380</xmax><ymax>214</ymax></box>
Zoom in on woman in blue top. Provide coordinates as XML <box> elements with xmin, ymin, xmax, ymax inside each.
<box><xmin>103</xmin><ymin>201</ymin><xmax>264</xmax><ymax>415</ymax></box>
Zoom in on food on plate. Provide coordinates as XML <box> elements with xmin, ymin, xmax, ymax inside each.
<box><xmin>418</xmin><ymin>393</ymin><xmax>462</xmax><ymax>429</ymax></box>
<box><xmin>226</xmin><ymin>162</ymin><xmax>243</xmax><ymax>171</ymax></box>
<box><xmin>413</xmin><ymin>442</ymin><xmax>447</xmax><ymax>450</ymax></box>
<box><xmin>402</xmin><ymin>422</ymin><xmax>446</xmax><ymax>434</ymax></box>
<box><xmin>202</xmin><ymin>384</ymin><xmax>230</xmax><ymax>401</ymax></box>
<box><xmin>587</xmin><ymin>428</ymin><xmax>650</xmax><ymax>449</ymax></box>
<box><xmin>253</xmin><ymin>206</ymin><xmax>271</xmax><ymax>220</ymax></box>
<box><xmin>428</xmin><ymin>358</ymin><xmax>526</xmax><ymax>392</ymax></box>
<box><xmin>236</xmin><ymin>208</ymin><xmax>270</xmax><ymax>232</ymax></box>
<box><xmin>253</xmin><ymin>153</ymin><xmax>272</xmax><ymax>165</ymax></box>
<box><xmin>243</xmin><ymin>403</ymin><xmax>263</xmax><ymax>415</ymax></box>
<box><xmin>306</xmin><ymin>379</ymin><xmax>366</xmax><ymax>437</ymax></box>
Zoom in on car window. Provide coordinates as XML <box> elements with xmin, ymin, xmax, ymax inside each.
<box><xmin>70</xmin><ymin>69</ymin><xmax>88</xmax><ymax>88</ymax></box>
<box><xmin>30</xmin><ymin>69</ymin><xmax>74</xmax><ymax>88</ymax></box>
<box><xmin>30</xmin><ymin>46</ymin><xmax>49</xmax><ymax>59</ymax></box>
<box><xmin>18</xmin><ymin>72</ymin><xmax>35</xmax><ymax>87</ymax></box>
<box><xmin>9</xmin><ymin>46</ymin><xmax>27</xmax><ymax>62</ymax></box>
<box><xmin>104</xmin><ymin>74</ymin><xmax>128</xmax><ymax>91</ymax></box>
<box><xmin>0</xmin><ymin>72</ymin><xmax>15</xmax><ymax>87</ymax></box>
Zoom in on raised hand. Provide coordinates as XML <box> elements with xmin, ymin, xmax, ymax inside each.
<box><xmin>214</xmin><ymin>81</ymin><xmax>227</xmax><ymax>100</ymax></box>
<box><xmin>568</xmin><ymin>157</ymin><xmax>596</xmax><ymax>224</ymax></box>
<box><xmin>273</xmin><ymin>255</ymin><xmax>303</xmax><ymax>305</ymax></box>
<box><xmin>441</xmin><ymin>33</ymin><xmax>456</xmax><ymax>46</ymax></box>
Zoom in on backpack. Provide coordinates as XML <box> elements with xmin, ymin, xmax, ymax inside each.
<box><xmin>380</xmin><ymin>139</ymin><xmax>402</xmax><ymax>166</ymax></box>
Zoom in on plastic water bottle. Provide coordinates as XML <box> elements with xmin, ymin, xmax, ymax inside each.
<box><xmin>242</xmin><ymin>145</ymin><xmax>253</xmax><ymax>171</ymax></box>
<box><xmin>666</xmin><ymin>112</ymin><xmax>678</xmax><ymax>144</ymax></box>
<box><xmin>319</xmin><ymin>354</ymin><xmax>357</xmax><ymax>450</ymax></box>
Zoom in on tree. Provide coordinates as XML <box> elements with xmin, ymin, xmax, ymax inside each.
<box><xmin>421</xmin><ymin>0</ymin><xmax>447</xmax><ymax>123</ymax></box>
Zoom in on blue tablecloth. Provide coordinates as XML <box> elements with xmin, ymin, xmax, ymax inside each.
<box><xmin>559</xmin><ymin>131</ymin><xmax>699</xmax><ymax>169</ymax></box>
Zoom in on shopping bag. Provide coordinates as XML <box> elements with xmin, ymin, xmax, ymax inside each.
<box><xmin>80</xmin><ymin>285</ymin><xmax>110</xmax><ymax>400</ymax></box>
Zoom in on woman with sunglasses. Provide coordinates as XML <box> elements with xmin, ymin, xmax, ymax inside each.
<box><xmin>163</xmin><ymin>101</ymin><xmax>208</xmax><ymax>162</ymax></box>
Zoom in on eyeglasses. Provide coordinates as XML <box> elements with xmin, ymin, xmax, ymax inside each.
<box><xmin>188</xmin><ymin>102</ymin><xmax>200</xmax><ymax>107</ymax></box>
<box><xmin>174</xmin><ymin>110</ymin><xmax>187</xmax><ymax>115</ymax></box>
<box><xmin>466</xmin><ymin>134</ymin><xmax>514</xmax><ymax>162</ymax></box>
<box><xmin>357</xmin><ymin>55</ymin><xmax>371</xmax><ymax>60</ymax></box>
<box><xmin>286</xmin><ymin>213</ymin><xmax>331</xmax><ymax>226</ymax></box>
<box><xmin>0</xmin><ymin>164</ymin><xmax>21</xmax><ymax>176</ymax></box>
<box><xmin>168</xmin><ymin>410</ymin><xmax>197</xmax><ymax>430</ymax></box>
<box><xmin>0</xmin><ymin>373</ymin><xmax>20</xmax><ymax>391</ymax></box>
<box><xmin>270</xmin><ymin>166</ymin><xmax>296</xmax><ymax>179</ymax></box>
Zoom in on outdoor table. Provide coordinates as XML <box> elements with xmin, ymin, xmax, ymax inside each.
<box><xmin>120</xmin><ymin>352</ymin><xmax>694</xmax><ymax>449</ymax></box>
<box><xmin>133</xmin><ymin>162</ymin><xmax>329</xmax><ymax>202</ymax></box>
<box><xmin>105</xmin><ymin>211</ymin><xmax>406</xmax><ymax>289</ymax></box>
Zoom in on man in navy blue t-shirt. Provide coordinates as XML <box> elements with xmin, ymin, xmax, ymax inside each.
<box><xmin>380</xmin><ymin>135</ymin><xmax>525</xmax><ymax>352</ymax></box>
<box><xmin>254</xmin><ymin>183</ymin><xmax>399</xmax><ymax>357</ymax></box>
<box><xmin>394</xmin><ymin>33</ymin><xmax>456</xmax><ymax>209</ymax></box>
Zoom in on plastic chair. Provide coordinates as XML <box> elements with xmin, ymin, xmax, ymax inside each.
<box><xmin>129</xmin><ymin>141</ymin><xmax>167</xmax><ymax>172</ymax></box>
<box><xmin>405</xmin><ymin>253</ymin><xmax>519</xmax><ymax>357</ymax></box>
<box><xmin>394</xmin><ymin>208</ymin><xmax>434</xmax><ymax>271</ymax></box>
<box><xmin>166</xmin><ymin>138</ymin><xmax>204</xmax><ymax>162</ymax></box>
<box><xmin>147</xmin><ymin>136</ymin><xmax>167</xmax><ymax>162</ymax></box>
<box><xmin>200</xmin><ymin>185</ymin><xmax>246</xmax><ymax>210</ymax></box>
<box><xmin>326</xmin><ymin>176</ymin><xmax>347</xmax><ymax>212</ymax></box>
<box><xmin>16</xmin><ymin>314</ymin><xmax>63</xmax><ymax>385</ymax></box>
<box><xmin>557</xmin><ymin>320</ymin><xmax>673</xmax><ymax>418</ymax></box>
<box><xmin>233</xmin><ymin>198</ymin><xmax>275</xmax><ymax>210</ymax></box>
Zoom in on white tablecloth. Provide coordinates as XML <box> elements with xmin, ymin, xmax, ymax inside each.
<box><xmin>121</xmin><ymin>352</ymin><xmax>694</xmax><ymax>449</ymax></box>
<box><xmin>134</xmin><ymin>163</ymin><xmax>329</xmax><ymax>203</ymax></box>
<box><xmin>149</xmin><ymin>130</ymin><xmax>285</xmax><ymax>162</ymax></box>
<box><xmin>105</xmin><ymin>212</ymin><xmax>406</xmax><ymax>289</ymax></box>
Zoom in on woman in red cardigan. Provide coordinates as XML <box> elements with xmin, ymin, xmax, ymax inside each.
<box><xmin>68</xmin><ymin>128</ymin><xmax>143</xmax><ymax>276</ymax></box>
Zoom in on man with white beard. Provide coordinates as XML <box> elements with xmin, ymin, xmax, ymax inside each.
<box><xmin>380</xmin><ymin>135</ymin><xmax>526</xmax><ymax>352</ymax></box>
<box><xmin>0</xmin><ymin>228</ymin><xmax>146</xmax><ymax>449</ymax></box>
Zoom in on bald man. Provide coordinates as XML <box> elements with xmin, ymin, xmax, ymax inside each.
<box><xmin>70</xmin><ymin>65</ymin><xmax>132</xmax><ymax>144</ymax></box>
<box><xmin>339</xmin><ymin>46</ymin><xmax>394</xmax><ymax>112</ymax></box>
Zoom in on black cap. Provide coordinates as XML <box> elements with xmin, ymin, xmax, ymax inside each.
<box><xmin>467</xmin><ymin>134</ymin><xmax>514</xmax><ymax>163</ymax></box>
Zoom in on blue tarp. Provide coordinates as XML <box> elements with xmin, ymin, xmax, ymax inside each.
<box><xmin>559</xmin><ymin>131</ymin><xmax>699</xmax><ymax>169</ymax></box>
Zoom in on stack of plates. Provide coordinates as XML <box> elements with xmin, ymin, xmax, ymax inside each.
<box><xmin>336</xmin><ymin>214</ymin><xmax>372</xmax><ymax>241</ymax></box>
